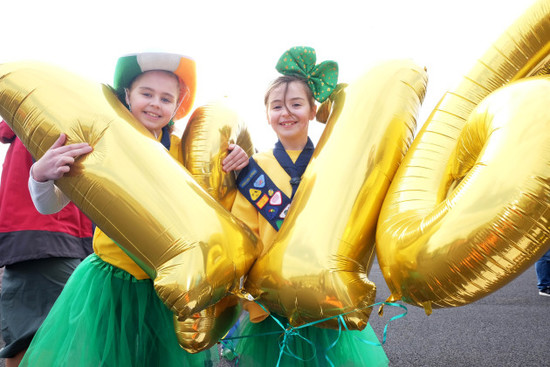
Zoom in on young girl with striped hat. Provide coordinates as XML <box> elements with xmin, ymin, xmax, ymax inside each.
<box><xmin>22</xmin><ymin>52</ymin><xmax>248</xmax><ymax>366</ymax></box>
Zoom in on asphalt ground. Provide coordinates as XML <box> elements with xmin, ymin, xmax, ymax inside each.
<box><xmin>219</xmin><ymin>259</ymin><xmax>549</xmax><ymax>367</ymax></box>
<box><xmin>2</xmin><ymin>261</ymin><xmax>548</xmax><ymax>367</ymax></box>
<box><xmin>365</xmin><ymin>259</ymin><xmax>549</xmax><ymax>367</ymax></box>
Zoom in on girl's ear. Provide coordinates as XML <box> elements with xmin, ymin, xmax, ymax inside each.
<box><xmin>309</xmin><ymin>103</ymin><xmax>317</xmax><ymax>121</ymax></box>
<box><xmin>124</xmin><ymin>88</ymin><xmax>131</xmax><ymax>108</ymax></box>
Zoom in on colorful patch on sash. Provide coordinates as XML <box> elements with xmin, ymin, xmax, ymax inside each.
<box><xmin>265</xmin><ymin>206</ymin><xmax>279</xmax><ymax>220</ymax></box>
<box><xmin>256</xmin><ymin>194</ymin><xmax>269</xmax><ymax>209</ymax></box>
<box><xmin>269</xmin><ymin>191</ymin><xmax>282</xmax><ymax>206</ymax></box>
<box><xmin>239</xmin><ymin>167</ymin><xmax>258</xmax><ymax>188</ymax></box>
<box><xmin>249</xmin><ymin>189</ymin><xmax>262</xmax><ymax>201</ymax></box>
<box><xmin>237</xmin><ymin>158</ymin><xmax>293</xmax><ymax>232</ymax></box>
<box><xmin>280</xmin><ymin>204</ymin><xmax>290</xmax><ymax>219</ymax></box>
<box><xmin>254</xmin><ymin>174</ymin><xmax>266</xmax><ymax>188</ymax></box>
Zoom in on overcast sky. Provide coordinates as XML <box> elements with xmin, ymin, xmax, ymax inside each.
<box><xmin>0</xmin><ymin>0</ymin><xmax>538</xmax><ymax>181</ymax></box>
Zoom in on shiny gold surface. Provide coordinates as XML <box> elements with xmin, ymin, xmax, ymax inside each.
<box><xmin>246</xmin><ymin>60</ymin><xmax>428</xmax><ymax>329</ymax></box>
<box><xmin>182</xmin><ymin>99</ymin><xmax>255</xmax><ymax>209</ymax></box>
<box><xmin>376</xmin><ymin>0</ymin><xmax>550</xmax><ymax>313</ymax></box>
<box><xmin>174</xmin><ymin>295</ymin><xmax>241</xmax><ymax>353</ymax></box>
<box><xmin>0</xmin><ymin>61</ymin><xmax>260</xmax><ymax>320</ymax></box>
<box><xmin>176</xmin><ymin>100</ymin><xmax>255</xmax><ymax>352</ymax></box>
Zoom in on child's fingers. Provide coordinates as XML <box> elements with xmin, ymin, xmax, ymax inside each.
<box><xmin>222</xmin><ymin>157</ymin><xmax>247</xmax><ymax>173</ymax></box>
<box><xmin>222</xmin><ymin>152</ymin><xmax>236</xmax><ymax>166</ymax></box>
<box><xmin>222</xmin><ymin>146</ymin><xmax>238</xmax><ymax>165</ymax></box>
<box><xmin>55</xmin><ymin>164</ymin><xmax>72</xmax><ymax>176</ymax></box>
<box><xmin>234</xmin><ymin>159</ymin><xmax>248</xmax><ymax>170</ymax></box>
<box><xmin>222</xmin><ymin>152</ymin><xmax>241</xmax><ymax>171</ymax></box>
<box><xmin>33</xmin><ymin>139</ymin><xmax>92</xmax><ymax>181</ymax></box>
<box><xmin>49</xmin><ymin>133</ymin><xmax>67</xmax><ymax>150</ymax></box>
<box><xmin>56</xmin><ymin>142</ymin><xmax>93</xmax><ymax>156</ymax></box>
<box><xmin>223</xmin><ymin>144</ymin><xmax>248</xmax><ymax>172</ymax></box>
<box><xmin>56</xmin><ymin>146</ymin><xmax>93</xmax><ymax>170</ymax></box>
<box><xmin>222</xmin><ymin>160</ymin><xmax>235</xmax><ymax>173</ymax></box>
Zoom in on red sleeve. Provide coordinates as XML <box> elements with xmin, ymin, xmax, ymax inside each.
<box><xmin>0</xmin><ymin>120</ymin><xmax>16</xmax><ymax>144</ymax></box>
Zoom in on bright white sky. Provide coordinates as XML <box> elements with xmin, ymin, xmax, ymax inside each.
<box><xmin>0</xmin><ymin>0</ymin><xmax>538</xmax><ymax>182</ymax></box>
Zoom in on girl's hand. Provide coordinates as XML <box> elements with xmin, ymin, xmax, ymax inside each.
<box><xmin>31</xmin><ymin>134</ymin><xmax>93</xmax><ymax>182</ymax></box>
<box><xmin>222</xmin><ymin>144</ymin><xmax>249</xmax><ymax>173</ymax></box>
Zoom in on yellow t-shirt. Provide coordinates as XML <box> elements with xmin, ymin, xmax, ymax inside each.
<box><xmin>93</xmin><ymin>132</ymin><xmax>183</xmax><ymax>279</ymax></box>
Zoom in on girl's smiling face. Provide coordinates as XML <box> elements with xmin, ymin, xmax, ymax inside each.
<box><xmin>266</xmin><ymin>80</ymin><xmax>316</xmax><ymax>150</ymax></box>
<box><xmin>125</xmin><ymin>70</ymin><xmax>180</xmax><ymax>137</ymax></box>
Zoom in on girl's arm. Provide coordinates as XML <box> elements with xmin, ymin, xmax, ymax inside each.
<box><xmin>28</xmin><ymin>133</ymin><xmax>92</xmax><ymax>214</ymax></box>
<box><xmin>28</xmin><ymin>170</ymin><xmax>70</xmax><ymax>214</ymax></box>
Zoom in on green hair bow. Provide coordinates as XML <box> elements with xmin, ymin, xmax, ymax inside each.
<box><xmin>275</xmin><ymin>46</ymin><xmax>339</xmax><ymax>103</ymax></box>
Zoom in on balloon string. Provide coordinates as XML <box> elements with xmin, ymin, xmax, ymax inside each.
<box><xmin>221</xmin><ymin>301</ymin><xmax>407</xmax><ymax>366</ymax></box>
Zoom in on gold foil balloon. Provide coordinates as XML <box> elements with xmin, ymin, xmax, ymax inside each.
<box><xmin>0</xmin><ymin>61</ymin><xmax>260</xmax><ymax>321</ymax></box>
<box><xmin>175</xmin><ymin>100</ymin><xmax>256</xmax><ymax>353</ymax></box>
<box><xmin>376</xmin><ymin>0</ymin><xmax>550</xmax><ymax>314</ymax></box>
<box><xmin>245</xmin><ymin>60</ymin><xmax>428</xmax><ymax>330</ymax></box>
<box><xmin>182</xmin><ymin>99</ymin><xmax>255</xmax><ymax>208</ymax></box>
<box><xmin>174</xmin><ymin>294</ymin><xmax>241</xmax><ymax>353</ymax></box>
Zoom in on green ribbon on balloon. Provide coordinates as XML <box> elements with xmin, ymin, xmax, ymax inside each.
<box><xmin>275</xmin><ymin>46</ymin><xmax>339</xmax><ymax>103</ymax></box>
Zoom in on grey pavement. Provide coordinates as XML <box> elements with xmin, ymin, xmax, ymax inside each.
<box><xmin>2</xmin><ymin>261</ymin><xmax>548</xmax><ymax>367</ymax></box>
<box><xmin>219</xmin><ymin>259</ymin><xmax>549</xmax><ymax>367</ymax></box>
<box><xmin>366</xmin><ymin>258</ymin><xmax>549</xmax><ymax>367</ymax></box>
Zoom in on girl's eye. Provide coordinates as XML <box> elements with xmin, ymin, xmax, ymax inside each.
<box><xmin>142</xmin><ymin>92</ymin><xmax>152</xmax><ymax>98</ymax></box>
<box><xmin>162</xmin><ymin>98</ymin><xmax>173</xmax><ymax>103</ymax></box>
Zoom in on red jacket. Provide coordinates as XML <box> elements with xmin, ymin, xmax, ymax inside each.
<box><xmin>0</xmin><ymin>121</ymin><xmax>93</xmax><ymax>266</ymax></box>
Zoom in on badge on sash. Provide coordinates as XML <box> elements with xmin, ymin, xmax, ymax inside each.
<box><xmin>237</xmin><ymin>158</ymin><xmax>292</xmax><ymax>231</ymax></box>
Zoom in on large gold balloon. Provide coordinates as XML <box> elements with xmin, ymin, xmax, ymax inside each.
<box><xmin>0</xmin><ymin>61</ymin><xmax>261</xmax><ymax>321</ymax></box>
<box><xmin>376</xmin><ymin>0</ymin><xmax>550</xmax><ymax>314</ymax></box>
<box><xmin>175</xmin><ymin>100</ymin><xmax>256</xmax><ymax>353</ymax></box>
<box><xmin>245</xmin><ymin>60</ymin><xmax>428</xmax><ymax>329</ymax></box>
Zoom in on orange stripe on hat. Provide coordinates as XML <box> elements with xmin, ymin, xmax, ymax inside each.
<box><xmin>173</xmin><ymin>56</ymin><xmax>196</xmax><ymax>120</ymax></box>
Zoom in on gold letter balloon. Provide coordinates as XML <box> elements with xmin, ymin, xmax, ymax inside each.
<box><xmin>182</xmin><ymin>99</ymin><xmax>255</xmax><ymax>209</ymax></box>
<box><xmin>175</xmin><ymin>100</ymin><xmax>255</xmax><ymax>353</ymax></box>
<box><xmin>0</xmin><ymin>62</ymin><xmax>260</xmax><ymax>321</ymax></box>
<box><xmin>245</xmin><ymin>60</ymin><xmax>428</xmax><ymax>329</ymax></box>
<box><xmin>376</xmin><ymin>0</ymin><xmax>550</xmax><ymax>314</ymax></box>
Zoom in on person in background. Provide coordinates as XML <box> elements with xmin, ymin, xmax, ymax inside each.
<box><xmin>0</xmin><ymin>120</ymin><xmax>93</xmax><ymax>367</ymax></box>
<box><xmin>536</xmin><ymin>249</ymin><xmax>550</xmax><ymax>296</ymax></box>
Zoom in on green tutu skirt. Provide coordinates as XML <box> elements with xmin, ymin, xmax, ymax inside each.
<box><xmin>20</xmin><ymin>254</ymin><xmax>218</xmax><ymax>367</ymax></box>
<box><xmin>231</xmin><ymin>314</ymin><xmax>388</xmax><ymax>367</ymax></box>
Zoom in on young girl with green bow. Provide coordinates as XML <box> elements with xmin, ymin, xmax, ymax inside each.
<box><xmin>230</xmin><ymin>47</ymin><xmax>389</xmax><ymax>366</ymax></box>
